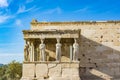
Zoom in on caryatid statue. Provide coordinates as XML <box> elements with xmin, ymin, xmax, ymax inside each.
<box><xmin>24</xmin><ymin>40</ymin><xmax>30</xmax><ymax>61</ymax></box>
<box><xmin>39</xmin><ymin>38</ymin><xmax>46</xmax><ymax>61</ymax></box>
<box><xmin>73</xmin><ymin>38</ymin><xmax>79</xmax><ymax>61</ymax></box>
<box><xmin>28</xmin><ymin>41</ymin><xmax>34</xmax><ymax>62</ymax></box>
<box><xmin>56</xmin><ymin>38</ymin><xmax>62</xmax><ymax>61</ymax></box>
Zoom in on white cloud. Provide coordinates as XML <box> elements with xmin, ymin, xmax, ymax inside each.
<box><xmin>0</xmin><ymin>0</ymin><xmax>8</xmax><ymax>7</ymax></box>
<box><xmin>17</xmin><ymin>5</ymin><xmax>35</xmax><ymax>14</ymax></box>
<box><xmin>0</xmin><ymin>14</ymin><xmax>14</xmax><ymax>24</ymax></box>
<box><xmin>0</xmin><ymin>53</ymin><xmax>23</xmax><ymax>57</ymax></box>
<box><xmin>0</xmin><ymin>15</ymin><xmax>10</xmax><ymax>23</ymax></box>
<box><xmin>74</xmin><ymin>7</ymin><xmax>89</xmax><ymax>13</ymax></box>
<box><xmin>0</xmin><ymin>53</ymin><xmax>23</xmax><ymax>64</ymax></box>
<box><xmin>43</xmin><ymin>7</ymin><xmax>62</xmax><ymax>14</ymax></box>
<box><xmin>15</xmin><ymin>19</ymin><xmax>22</xmax><ymax>26</ymax></box>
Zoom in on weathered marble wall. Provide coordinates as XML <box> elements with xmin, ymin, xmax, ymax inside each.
<box><xmin>31</xmin><ymin>21</ymin><xmax>120</xmax><ymax>80</ymax></box>
<box><xmin>21</xmin><ymin>62</ymin><xmax>80</xmax><ymax>80</ymax></box>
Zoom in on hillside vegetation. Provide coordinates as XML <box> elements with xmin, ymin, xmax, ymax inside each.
<box><xmin>0</xmin><ymin>60</ymin><xmax>22</xmax><ymax>80</ymax></box>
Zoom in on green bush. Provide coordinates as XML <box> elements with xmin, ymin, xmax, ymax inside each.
<box><xmin>0</xmin><ymin>60</ymin><xmax>22</xmax><ymax>80</ymax></box>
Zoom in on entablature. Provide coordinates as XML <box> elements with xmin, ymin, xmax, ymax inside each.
<box><xmin>23</xmin><ymin>30</ymin><xmax>80</xmax><ymax>39</ymax></box>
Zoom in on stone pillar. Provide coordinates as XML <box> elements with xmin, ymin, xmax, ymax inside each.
<box><xmin>39</xmin><ymin>38</ymin><xmax>46</xmax><ymax>61</ymax></box>
<box><xmin>56</xmin><ymin>37</ymin><xmax>62</xmax><ymax>61</ymax></box>
<box><xmin>73</xmin><ymin>38</ymin><xmax>79</xmax><ymax>61</ymax></box>
<box><xmin>24</xmin><ymin>40</ymin><xmax>30</xmax><ymax>62</ymax></box>
<box><xmin>70</xmin><ymin>45</ymin><xmax>73</xmax><ymax>62</ymax></box>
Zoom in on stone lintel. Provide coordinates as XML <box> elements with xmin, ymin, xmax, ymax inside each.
<box><xmin>23</xmin><ymin>30</ymin><xmax>80</xmax><ymax>39</ymax></box>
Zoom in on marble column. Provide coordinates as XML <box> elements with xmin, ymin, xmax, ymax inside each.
<box><xmin>73</xmin><ymin>38</ymin><xmax>79</xmax><ymax>61</ymax></box>
<box><xmin>56</xmin><ymin>38</ymin><xmax>62</xmax><ymax>61</ymax></box>
<box><xmin>39</xmin><ymin>38</ymin><xmax>46</xmax><ymax>61</ymax></box>
<box><xmin>70</xmin><ymin>45</ymin><xmax>73</xmax><ymax>62</ymax></box>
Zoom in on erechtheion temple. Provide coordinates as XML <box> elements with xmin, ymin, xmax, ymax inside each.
<box><xmin>21</xmin><ymin>20</ymin><xmax>120</xmax><ymax>80</ymax></box>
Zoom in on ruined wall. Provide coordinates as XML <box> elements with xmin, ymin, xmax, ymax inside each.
<box><xmin>31</xmin><ymin>21</ymin><xmax>120</xmax><ymax>80</ymax></box>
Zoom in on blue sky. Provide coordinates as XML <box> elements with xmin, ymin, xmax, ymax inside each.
<box><xmin>0</xmin><ymin>0</ymin><xmax>120</xmax><ymax>64</ymax></box>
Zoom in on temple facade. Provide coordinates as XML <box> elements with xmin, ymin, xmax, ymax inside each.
<box><xmin>21</xmin><ymin>20</ymin><xmax>120</xmax><ymax>80</ymax></box>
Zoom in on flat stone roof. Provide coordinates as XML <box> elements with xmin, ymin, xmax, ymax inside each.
<box><xmin>31</xmin><ymin>19</ymin><xmax>120</xmax><ymax>25</ymax></box>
